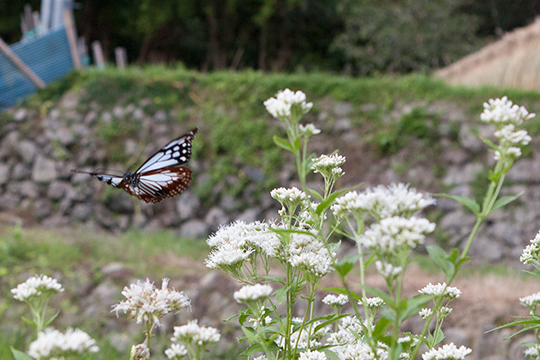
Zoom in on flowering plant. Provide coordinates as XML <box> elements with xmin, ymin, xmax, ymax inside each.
<box><xmin>205</xmin><ymin>90</ymin><xmax>534</xmax><ymax>360</ymax></box>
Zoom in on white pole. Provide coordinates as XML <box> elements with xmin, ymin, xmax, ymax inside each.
<box><xmin>40</xmin><ymin>0</ymin><xmax>52</xmax><ymax>32</ymax></box>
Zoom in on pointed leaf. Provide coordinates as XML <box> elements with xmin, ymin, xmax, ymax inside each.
<box><xmin>491</xmin><ymin>191</ymin><xmax>524</xmax><ymax>213</ymax></box>
<box><xmin>273</xmin><ymin>135</ymin><xmax>294</xmax><ymax>152</ymax></box>
<box><xmin>334</xmin><ymin>255</ymin><xmax>357</xmax><ymax>277</ymax></box>
<box><xmin>433</xmin><ymin>194</ymin><xmax>480</xmax><ymax>214</ymax></box>
<box><xmin>275</xmin><ymin>285</ymin><xmax>289</xmax><ymax>304</ymax></box>
<box><xmin>11</xmin><ymin>348</ymin><xmax>33</xmax><ymax>360</ymax></box>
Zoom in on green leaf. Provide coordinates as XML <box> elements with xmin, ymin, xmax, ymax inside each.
<box><xmin>433</xmin><ymin>193</ymin><xmax>480</xmax><ymax>214</ymax></box>
<box><xmin>11</xmin><ymin>348</ymin><xmax>33</xmax><ymax>360</ymax></box>
<box><xmin>491</xmin><ymin>191</ymin><xmax>523</xmax><ymax>213</ymax></box>
<box><xmin>324</xmin><ymin>349</ymin><xmax>341</xmax><ymax>360</ymax></box>
<box><xmin>241</xmin><ymin>327</ymin><xmax>259</xmax><ymax>342</ymax></box>
<box><xmin>400</xmin><ymin>295</ymin><xmax>432</xmax><ymax>321</ymax></box>
<box><xmin>316</xmin><ymin>185</ymin><xmax>364</xmax><ymax>215</ymax></box>
<box><xmin>427</xmin><ymin>246</ymin><xmax>455</xmax><ymax>279</ymax></box>
<box><xmin>294</xmin><ymin>136</ymin><xmax>301</xmax><ymax>151</ymax></box>
<box><xmin>239</xmin><ymin>343</ymin><xmax>265</xmax><ymax>357</ymax></box>
<box><xmin>481</xmin><ymin>136</ymin><xmax>498</xmax><ymax>150</ymax></box>
<box><xmin>275</xmin><ymin>285</ymin><xmax>289</xmax><ymax>304</ymax></box>
<box><xmin>259</xmin><ymin>275</ymin><xmax>285</xmax><ymax>284</ymax></box>
<box><xmin>307</xmin><ymin>188</ymin><xmax>323</xmax><ymax>200</ymax></box>
<box><xmin>273</xmin><ymin>135</ymin><xmax>294</xmax><ymax>152</ymax></box>
<box><xmin>334</xmin><ymin>255</ymin><xmax>357</xmax><ymax>277</ymax></box>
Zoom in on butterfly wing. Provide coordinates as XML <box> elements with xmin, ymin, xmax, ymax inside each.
<box><xmin>135</xmin><ymin>128</ymin><xmax>198</xmax><ymax>174</ymax></box>
<box><xmin>121</xmin><ymin>167</ymin><xmax>192</xmax><ymax>204</ymax></box>
<box><xmin>71</xmin><ymin>170</ymin><xmax>124</xmax><ymax>187</ymax></box>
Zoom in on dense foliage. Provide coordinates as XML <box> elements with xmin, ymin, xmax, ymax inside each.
<box><xmin>1</xmin><ymin>0</ymin><xmax>539</xmax><ymax>74</ymax></box>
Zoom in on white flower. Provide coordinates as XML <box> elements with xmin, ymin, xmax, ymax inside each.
<box><xmin>287</xmin><ymin>233</ymin><xmax>334</xmax><ymax>277</ymax></box>
<box><xmin>361</xmin><ymin>216</ymin><xmax>435</xmax><ymax>254</ymax></box>
<box><xmin>494</xmin><ymin>124</ymin><xmax>532</xmax><ymax>145</ymax></box>
<box><xmin>112</xmin><ymin>278</ymin><xmax>190</xmax><ymax>326</ymax></box>
<box><xmin>205</xmin><ymin>242</ymin><xmax>254</xmax><ymax>269</ymax></box>
<box><xmin>375</xmin><ymin>261</ymin><xmax>402</xmax><ymax>278</ymax></box>
<box><xmin>299</xmin><ymin>123</ymin><xmax>321</xmax><ymax>136</ymax></box>
<box><xmin>253</xmin><ymin>356</ymin><xmax>268</xmax><ymax>360</ymax></box>
<box><xmin>419</xmin><ymin>283</ymin><xmax>461</xmax><ymax>299</ymax></box>
<box><xmin>165</xmin><ymin>343</ymin><xmax>188</xmax><ymax>359</ymax></box>
<box><xmin>521</xmin><ymin>231</ymin><xmax>540</xmax><ymax>265</ymax></box>
<box><xmin>525</xmin><ymin>346</ymin><xmax>540</xmax><ymax>358</ymax></box>
<box><xmin>28</xmin><ymin>328</ymin><xmax>99</xmax><ymax>359</ymax></box>
<box><xmin>206</xmin><ymin>220</ymin><xmax>282</xmax><ymax>258</ymax></box>
<box><xmin>520</xmin><ymin>292</ymin><xmax>540</xmax><ymax>308</ymax></box>
<box><xmin>322</xmin><ymin>294</ymin><xmax>349</xmax><ymax>306</ymax></box>
<box><xmin>494</xmin><ymin>146</ymin><xmax>522</xmax><ymax>161</ymax></box>
<box><xmin>421</xmin><ymin>343</ymin><xmax>472</xmax><ymax>360</ymax></box>
<box><xmin>271</xmin><ymin>187</ymin><xmax>307</xmax><ymax>206</ymax></box>
<box><xmin>299</xmin><ymin>350</ymin><xmax>328</xmax><ymax>360</ymax></box>
<box><xmin>360</xmin><ymin>297</ymin><xmax>385</xmax><ymax>308</ymax></box>
<box><xmin>131</xmin><ymin>343</ymin><xmax>150</xmax><ymax>360</ymax></box>
<box><xmin>234</xmin><ymin>284</ymin><xmax>273</xmax><ymax>303</ymax></box>
<box><xmin>419</xmin><ymin>308</ymin><xmax>433</xmax><ymax>320</ymax></box>
<box><xmin>264</xmin><ymin>89</ymin><xmax>313</xmax><ymax>119</ymax></box>
<box><xmin>332</xmin><ymin>183</ymin><xmax>435</xmax><ymax>219</ymax></box>
<box><xmin>439</xmin><ymin>306</ymin><xmax>453</xmax><ymax>318</ymax></box>
<box><xmin>11</xmin><ymin>274</ymin><xmax>64</xmax><ymax>302</ymax></box>
<box><xmin>172</xmin><ymin>320</ymin><xmax>220</xmax><ymax>346</ymax></box>
<box><xmin>311</xmin><ymin>154</ymin><xmax>346</xmax><ymax>179</ymax></box>
<box><xmin>480</xmin><ymin>96</ymin><xmax>535</xmax><ymax>126</ymax></box>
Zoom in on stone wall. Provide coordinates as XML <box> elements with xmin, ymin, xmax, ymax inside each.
<box><xmin>1</xmin><ymin>91</ymin><xmax>540</xmax><ymax>265</ymax></box>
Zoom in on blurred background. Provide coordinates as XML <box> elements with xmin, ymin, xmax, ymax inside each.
<box><xmin>1</xmin><ymin>0</ymin><xmax>540</xmax><ymax>74</ymax></box>
<box><xmin>2</xmin><ymin>1</ymin><xmax>540</xmax><ymax>359</ymax></box>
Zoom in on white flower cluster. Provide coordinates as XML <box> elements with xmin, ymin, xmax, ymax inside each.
<box><xmin>360</xmin><ymin>297</ymin><xmax>385</xmax><ymax>308</ymax></box>
<box><xmin>28</xmin><ymin>328</ymin><xmax>99</xmax><ymax>359</ymax></box>
<box><xmin>525</xmin><ymin>346</ymin><xmax>540</xmax><ymax>358</ymax></box>
<box><xmin>131</xmin><ymin>343</ymin><xmax>150</xmax><ymax>360</ymax></box>
<box><xmin>361</xmin><ymin>216</ymin><xmax>435</xmax><ymax>254</ymax></box>
<box><xmin>112</xmin><ymin>278</ymin><xmax>190</xmax><ymax>326</ymax></box>
<box><xmin>480</xmin><ymin>97</ymin><xmax>535</xmax><ymax>161</ymax></box>
<box><xmin>421</xmin><ymin>343</ymin><xmax>472</xmax><ymax>360</ymax></box>
<box><xmin>11</xmin><ymin>274</ymin><xmax>64</xmax><ymax>302</ymax></box>
<box><xmin>276</xmin><ymin>318</ymin><xmax>328</xmax><ymax>349</ymax></box>
<box><xmin>165</xmin><ymin>343</ymin><xmax>188</xmax><ymax>359</ymax></box>
<box><xmin>205</xmin><ymin>221</ymin><xmax>281</xmax><ymax>270</ymax></box>
<box><xmin>172</xmin><ymin>320</ymin><xmax>221</xmax><ymax>346</ymax></box>
<box><xmin>311</xmin><ymin>154</ymin><xmax>346</xmax><ymax>179</ymax></box>
<box><xmin>264</xmin><ymin>89</ymin><xmax>313</xmax><ymax>119</ymax></box>
<box><xmin>234</xmin><ymin>284</ymin><xmax>273</xmax><ymax>303</ymax></box>
<box><xmin>271</xmin><ymin>187</ymin><xmax>308</xmax><ymax>210</ymax></box>
<box><xmin>520</xmin><ymin>231</ymin><xmax>540</xmax><ymax>265</ymax></box>
<box><xmin>375</xmin><ymin>261</ymin><xmax>402</xmax><ymax>278</ymax></box>
<box><xmin>287</xmin><ymin>233</ymin><xmax>334</xmax><ymax>277</ymax></box>
<box><xmin>299</xmin><ymin>350</ymin><xmax>328</xmax><ymax>360</ymax></box>
<box><xmin>520</xmin><ymin>292</ymin><xmax>540</xmax><ymax>309</ymax></box>
<box><xmin>419</xmin><ymin>308</ymin><xmax>433</xmax><ymax>320</ymax></box>
<box><xmin>322</xmin><ymin>294</ymin><xmax>349</xmax><ymax>306</ymax></box>
<box><xmin>480</xmin><ymin>96</ymin><xmax>535</xmax><ymax>126</ymax></box>
<box><xmin>326</xmin><ymin>315</ymin><xmax>375</xmax><ymax>359</ymax></box>
<box><xmin>299</xmin><ymin>123</ymin><xmax>321</xmax><ymax>136</ymax></box>
<box><xmin>419</xmin><ymin>283</ymin><xmax>462</xmax><ymax>299</ymax></box>
<box><xmin>332</xmin><ymin>183</ymin><xmax>435</xmax><ymax>220</ymax></box>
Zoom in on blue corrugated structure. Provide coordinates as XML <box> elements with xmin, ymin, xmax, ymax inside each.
<box><xmin>0</xmin><ymin>27</ymin><xmax>74</xmax><ymax>108</ymax></box>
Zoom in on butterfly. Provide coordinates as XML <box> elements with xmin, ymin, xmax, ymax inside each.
<box><xmin>73</xmin><ymin>128</ymin><xmax>198</xmax><ymax>204</ymax></box>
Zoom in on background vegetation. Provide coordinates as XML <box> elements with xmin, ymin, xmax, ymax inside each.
<box><xmin>1</xmin><ymin>0</ymin><xmax>540</xmax><ymax>74</ymax></box>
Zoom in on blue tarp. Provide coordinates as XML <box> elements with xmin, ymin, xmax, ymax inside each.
<box><xmin>0</xmin><ymin>27</ymin><xmax>74</xmax><ymax>108</ymax></box>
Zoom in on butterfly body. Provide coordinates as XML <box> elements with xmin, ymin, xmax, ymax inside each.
<box><xmin>74</xmin><ymin>128</ymin><xmax>197</xmax><ymax>204</ymax></box>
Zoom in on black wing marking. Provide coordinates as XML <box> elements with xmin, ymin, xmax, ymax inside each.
<box><xmin>122</xmin><ymin>167</ymin><xmax>192</xmax><ymax>203</ymax></box>
<box><xmin>136</xmin><ymin>128</ymin><xmax>198</xmax><ymax>174</ymax></box>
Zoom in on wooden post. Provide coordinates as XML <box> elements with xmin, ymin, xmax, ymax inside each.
<box><xmin>33</xmin><ymin>11</ymin><xmax>41</xmax><ymax>35</ymax></box>
<box><xmin>63</xmin><ymin>9</ymin><xmax>81</xmax><ymax>69</ymax></box>
<box><xmin>0</xmin><ymin>37</ymin><xmax>45</xmax><ymax>88</ymax></box>
<box><xmin>91</xmin><ymin>41</ymin><xmax>105</xmax><ymax>69</ymax></box>
<box><xmin>24</xmin><ymin>4</ymin><xmax>35</xmax><ymax>31</ymax></box>
<box><xmin>114</xmin><ymin>47</ymin><xmax>127</xmax><ymax>69</ymax></box>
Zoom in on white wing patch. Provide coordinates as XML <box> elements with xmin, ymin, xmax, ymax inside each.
<box><xmin>136</xmin><ymin>131</ymin><xmax>195</xmax><ymax>174</ymax></box>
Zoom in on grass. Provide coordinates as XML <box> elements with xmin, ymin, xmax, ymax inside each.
<box><xmin>0</xmin><ymin>226</ymin><xmax>221</xmax><ymax>360</ymax></box>
<box><xmin>13</xmin><ymin>67</ymin><xmax>540</xmax><ymax>209</ymax></box>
